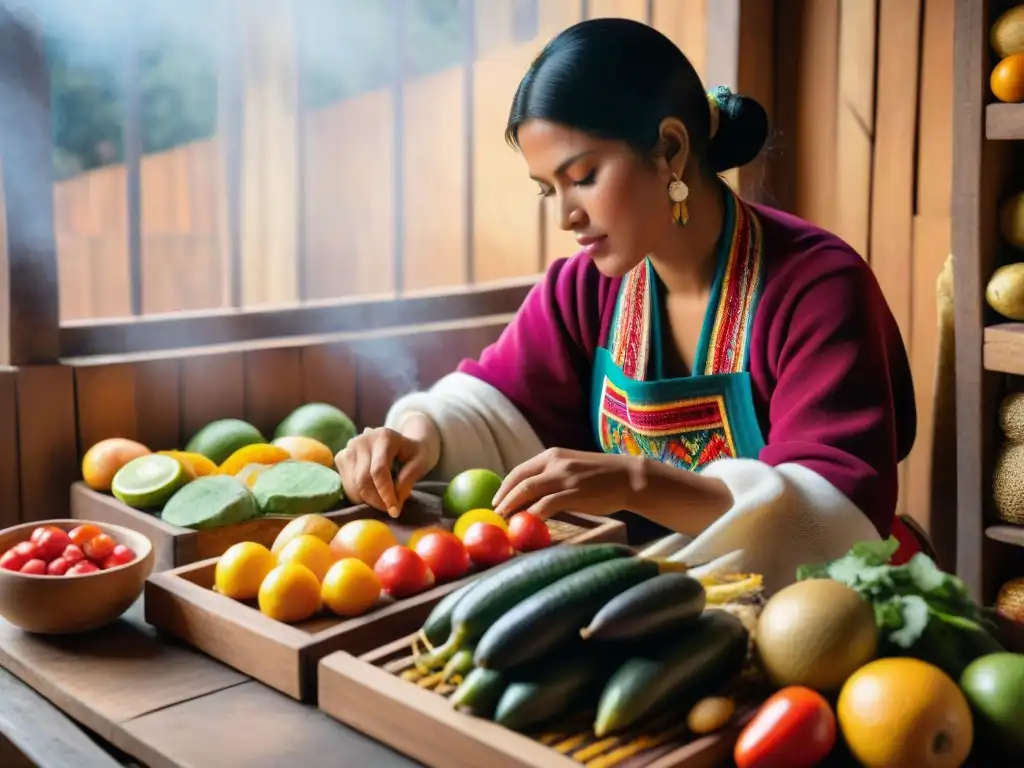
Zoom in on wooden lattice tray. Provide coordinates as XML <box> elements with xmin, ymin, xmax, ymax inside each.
<box><xmin>318</xmin><ymin>578</ymin><xmax>770</xmax><ymax>768</ymax></box>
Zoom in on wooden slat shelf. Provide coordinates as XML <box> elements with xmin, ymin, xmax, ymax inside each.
<box><xmin>983</xmin><ymin>323</ymin><xmax>1024</xmax><ymax>375</ymax></box>
<box><xmin>986</xmin><ymin>524</ymin><xmax>1024</xmax><ymax>547</ymax></box>
<box><xmin>986</xmin><ymin>102</ymin><xmax>1024</xmax><ymax>140</ymax></box>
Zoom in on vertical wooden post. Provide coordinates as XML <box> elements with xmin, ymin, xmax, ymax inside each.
<box><xmin>238</xmin><ymin>0</ymin><xmax>301</xmax><ymax>307</ymax></box>
<box><xmin>0</xmin><ymin>8</ymin><xmax>60</xmax><ymax>364</ymax></box>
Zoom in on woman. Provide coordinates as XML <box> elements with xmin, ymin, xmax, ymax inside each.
<box><xmin>336</xmin><ymin>18</ymin><xmax>920</xmax><ymax>593</ymax></box>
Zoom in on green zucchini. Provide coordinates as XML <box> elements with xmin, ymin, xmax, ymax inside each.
<box><xmin>581</xmin><ymin>572</ymin><xmax>706</xmax><ymax>641</ymax></box>
<box><xmin>420</xmin><ymin>543</ymin><xmax>633</xmax><ymax>668</ymax></box>
<box><xmin>450</xmin><ymin>666</ymin><xmax>508</xmax><ymax>717</ymax></box>
<box><xmin>421</xmin><ymin>579</ymin><xmax>486</xmax><ymax>648</ymax></box>
<box><xmin>474</xmin><ymin>557</ymin><xmax>665</xmax><ymax>670</ymax></box>
<box><xmin>494</xmin><ymin>646</ymin><xmax>622</xmax><ymax>732</ymax></box>
<box><xmin>593</xmin><ymin>609</ymin><xmax>748</xmax><ymax>737</ymax></box>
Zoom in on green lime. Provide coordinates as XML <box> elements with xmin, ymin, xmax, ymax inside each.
<box><xmin>274</xmin><ymin>403</ymin><xmax>356</xmax><ymax>456</ymax></box>
<box><xmin>960</xmin><ymin>652</ymin><xmax>1024</xmax><ymax>755</ymax></box>
<box><xmin>442</xmin><ymin>468</ymin><xmax>504</xmax><ymax>519</ymax></box>
<box><xmin>111</xmin><ymin>454</ymin><xmax>190</xmax><ymax>510</ymax></box>
<box><xmin>185</xmin><ymin>418</ymin><xmax>265</xmax><ymax>465</ymax></box>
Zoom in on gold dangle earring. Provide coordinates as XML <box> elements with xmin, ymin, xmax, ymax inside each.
<box><xmin>668</xmin><ymin>173</ymin><xmax>689</xmax><ymax>226</ymax></box>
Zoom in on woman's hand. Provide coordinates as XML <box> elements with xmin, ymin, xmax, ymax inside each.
<box><xmin>491</xmin><ymin>448</ymin><xmax>645</xmax><ymax>521</ymax></box>
<box><xmin>336</xmin><ymin>421</ymin><xmax>439</xmax><ymax>517</ymax></box>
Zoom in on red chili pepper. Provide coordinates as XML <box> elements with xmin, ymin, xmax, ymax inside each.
<box><xmin>734</xmin><ymin>686</ymin><xmax>837</xmax><ymax>768</ymax></box>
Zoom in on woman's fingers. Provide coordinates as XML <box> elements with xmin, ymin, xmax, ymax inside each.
<box><xmin>491</xmin><ymin>453</ymin><xmax>547</xmax><ymax>509</ymax></box>
<box><xmin>369</xmin><ymin>434</ymin><xmax>404</xmax><ymax>517</ymax></box>
<box><xmin>524</xmin><ymin>488</ymin><xmax>577</xmax><ymax>521</ymax></box>
<box><xmin>494</xmin><ymin>473</ymin><xmax>560</xmax><ymax>518</ymax></box>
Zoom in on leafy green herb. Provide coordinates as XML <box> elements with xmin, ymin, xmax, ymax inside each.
<box><xmin>796</xmin><ymin>537</ymin><xmax>1003</xmax><ymax>678</ymax></box>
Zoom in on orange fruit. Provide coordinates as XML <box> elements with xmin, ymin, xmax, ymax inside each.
<box><xmin>276</xmin><ymin>534</ymin><xmax>334</xmax><ymax>582</ymax></box>
<box><xmin>258</xmin><ymin>563</ymin><xmax>321</xmax><ymax>623</ymax></box>
<box><xmin>272</xmin><ymin>435</ymin><xmax>337</xmax><ymax>468</ymax></box>
<box><xmin>453</xmin><ymin>509</ymin><xmax>509</xmax><ymax>541</ymax></box>
<box><xmin>271</xmin><ymin>514</ymin><xmax>341</xmax><ymax>557</ymax></box>
<box><xmin>219</xmin><ymin>443</ymin><xmax>290</xmax><ymax>476</ymax></box>
<box><xmin>321</xmin><ymin>558</ymin><xmax>382</xmax><ymax>617</ymax></box>
<box><xmin>991</xmin><ymin>53</ymin><xmax>1024</xmax><ymax>103</ymax></box>
<box><xmin>158</xmin><ymin>450</ymin><xmax>218</xmax><ymax>477</ymax></box>
<box><xmin>81</xmin><ymin>437</ymin><xmax>151</xmax><ymax>492</ymax></box>
<box><xmin>330</xmin><ymin>519</ymin><xmax>398</xmax><ymax>568</ymax></box>
<box><xmin>214</xmin><ymin>542</ymin><xmax>276</xmax><ymax>600</ymax></box>
<box><xmin>837</xmin><ymin>657</ymin><xmax>973</xmax><ymax>768</ymax></box>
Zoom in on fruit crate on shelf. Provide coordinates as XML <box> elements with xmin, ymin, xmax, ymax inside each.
<box><xmin>70</xmin><ymin>482</ymin><xmax>365</xmax><ymax>571</ymax></box>
<box><xmin>144</xmin><ymin>485</ymin><xmax>627</xmax><ymax>703</ymax></box>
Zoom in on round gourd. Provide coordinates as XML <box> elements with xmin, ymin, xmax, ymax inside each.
<box><xmin>991</xmin><ymin>53</ymin><xmax>1024</xmax><ymax>103</ymax></box>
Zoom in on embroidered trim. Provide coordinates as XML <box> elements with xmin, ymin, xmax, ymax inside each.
<box><xmin>607</xmin><ymin>263</ymin><xmax>650</xmax><ymax>379</ymax></box>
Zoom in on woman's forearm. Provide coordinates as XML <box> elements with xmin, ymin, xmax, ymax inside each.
<box><xmin>628</xmin><ymin>457</ymin><xmax>734</xmax><ymax>537</ymax></box>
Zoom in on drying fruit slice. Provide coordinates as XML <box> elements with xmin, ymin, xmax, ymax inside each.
<box><xmin>111</xmin><ymin>454</ymin><xmax>190</xmax><ymax>509</ymax></box>
<box><xmin>219</xmin><ymin>443</ymin><xmax>290</xmax><ymax>477</ymax></box>
<box><xmin>161</xmin><ymin>475</ymin><xmax>259</xmax><ymax>530</ymax></box>
<box><xmin>158</xmin><ymin>450</ymin><xmax>218</xmax><ymax>477</ymax></box>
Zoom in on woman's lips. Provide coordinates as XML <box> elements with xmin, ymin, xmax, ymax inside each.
<box><xmin>577</xmin><ymin>235</ymin><xmax>608</xmax><ymax>255</ymax></box>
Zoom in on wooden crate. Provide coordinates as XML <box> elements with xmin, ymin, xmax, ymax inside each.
<box><xmin>144</xmin><ymin>488</ymin><xmax>627</xmax><ymax>703</ymax></box>
<box><xmin>70</xmin><ymin>481</ymin><xmax>366</xmax><ymax>571</ymax></box>
<box><xmin>317</xmin><ymin>632</ymin><xmax>759</xmax><ymax>768</ymax></box>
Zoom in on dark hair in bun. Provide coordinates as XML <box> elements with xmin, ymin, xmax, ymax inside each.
<box><xmin>506</xmin><ymin>18</ymin><xmax>768</xmax><ymax>174</ymax></box>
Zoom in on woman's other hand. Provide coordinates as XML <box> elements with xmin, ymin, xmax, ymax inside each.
<box><xmin>336</xmin><ymin>413</ymin><xmax>440</xmax><ymax>517</ymax></box>
<box><xmin>491</xmin><ymin>448</ymin><xmax>644</xmax><ymax>520</ymax></box>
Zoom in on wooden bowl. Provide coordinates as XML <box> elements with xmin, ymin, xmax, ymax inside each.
<box><xmin>0</xmin><ymin>519</ymin><xmax>154</xmax><ymax>634</ymax></box>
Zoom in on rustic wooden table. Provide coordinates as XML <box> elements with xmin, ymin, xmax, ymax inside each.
<box><xmin>0</xmin><ymin>599</ymin><xmax>420</xmax><ymax>768</ymax></box>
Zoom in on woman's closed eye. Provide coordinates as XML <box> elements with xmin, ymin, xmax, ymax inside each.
<box><xmin>572</xmin><ymin>169</ymin><xmax>597</xmax><ymax>187</ymax></box>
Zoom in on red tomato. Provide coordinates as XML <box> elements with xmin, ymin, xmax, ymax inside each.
<box><xmin>413</xmin><ymin>532</ymin><xmax>470</xmax><ymax>582</ymax></box>
<box><xmin>46</xmin><ymin>557</ymin><xmax>73</xmax><ymax>576</ymax></box>
<box><xmin>83</xmin><ymin>533</ymin><xmax>116</xmax><ymax>562</ymax></box>
<box><xmin>19</xmin><ymin>558</ymin><xmax>47</xmax><ymax>575</ymax></box>
<box><xmin>69</xmin><ymin>524</ymin><xmax>103</xmax><ymax>548</ymax></box>
<box><xmin>0</xmin><ymin>548</ymin><xmax>27</xmax><ymax>572</ymax></box>
<box><xmin>30</xmin><ymin>525</ymin><xmax>65</xmax><ymax>545</ymax></box>
<box><xmin>734</xmin><ymin>686</ymin><xmax>837</xmax><ymax>768</ymax></box>
<box><xmin>101</xmin><ymin>544</ymin><xmax>136</xmax><ymax>569</ymax></box>
<box><xmin>33</xmin><ymin>528</ymin><xmax>72</xmax><ymax>562</ymax></box>
<box><xmin>462</xmin><ymin>523</ymin><xmax>514</xmax><ymax>566</ymax></box>
<box><xmin>374</xmin><ymin>545</ymin><xmax>434</xmax><ymax>598</ymax></box>
<box><xmin>508</xmin><ymin>512</ymin><xmax>552</xmax><ymax>552</ymax></box>
<box><xmin>62</xmin><ymin>544</ymin><xmax>85</xmax><ymax>564</ymax></box>
<box><xmin>66</xmin><ymin>560</ymin><xmax>100</xmax><ymax>576</ymax></box>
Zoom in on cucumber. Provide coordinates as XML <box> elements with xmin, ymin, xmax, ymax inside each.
<box><xmin>421</xmin><ymin>579</ymin><xmax>486</xmax><ymax>648</ymax></box>
<box><xmin>450</xmin><ymin>667</ymin><xmax>508</xmax><ymax>717</ymax></box>
<box><xmin>581</xmin><ymin>572</ymin><xmax>706</xmax><ymax>641</ymax></box>
<box><xmin>474</xmin><ymin>557</ymin><xmax>663</xmax><ymax>670</ymax></box>
<box><xmin>441</xmin><ymin>647</ymin><xmax>476</xmax><ymax>682</ymax></box>
<box><xmin>420</xmin><ymin>543</ymin><xmax>633</xmax><ymax>667</ymax></box>
<box><xmin>494</xmin><ymin>646</ymin><xmax>622</xmax><ymax>732</ymax></box>
<box><xmin>593</xmin><ymin>609</ymin><xmax>748</xmax><ymax>737</ymax></box>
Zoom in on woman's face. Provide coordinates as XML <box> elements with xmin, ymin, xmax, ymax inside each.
<box><xmin>516</xmin><ymin>119</ymin><xmax>673</xmax><ymax>277</ymax></box>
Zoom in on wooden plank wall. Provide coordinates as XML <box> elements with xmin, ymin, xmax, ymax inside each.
<box><xmin>772</xmin><ymin>0</ymin><xmax>955</xmax><ymax>563</ymax></box>
<box><xmin>0</xmin><ymin>318</ymin><xmax>511</xmax><ymax>526</ymax></box>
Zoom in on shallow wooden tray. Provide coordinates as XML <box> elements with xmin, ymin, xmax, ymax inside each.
<box><xmin>71</xmin><ymin>480</ymin><xmax>365</xmax><ymax>571</ymax></box>
<box><xmin>144</xmin><ymin>484</ymin><xmax>627</xmax><ymax>703</ymax></box>
<box><xmin>318</xmin><ymin>631</ymin><xmax>759</xmax><ymax>768</ymax></box>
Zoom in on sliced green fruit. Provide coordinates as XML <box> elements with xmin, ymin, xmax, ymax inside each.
<box><xmin>252</xmin><ymin>460</ymin><xmax>343</xmax><ymax>516</ymax></box>
<box><xmin>111</xmin><ymin>453</ymin><xmax>190</xmax><ymax>509</ymax></box>
<box><xmin>161</xmin><ymin>475</ymin><xmax>259</xmax><ymax>530</ymax></box>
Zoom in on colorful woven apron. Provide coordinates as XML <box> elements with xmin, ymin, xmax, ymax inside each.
<box><xmin>591</xmin><ymin>186</ymin><xmax>766</xmax><ymax>470</ymax></box>
<box><xmin>589</xmin><ymin>186</ymin><xmax>922</xmax><ymax>564</ymax></box>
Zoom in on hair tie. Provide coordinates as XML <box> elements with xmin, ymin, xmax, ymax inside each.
<box><xmin>706</xmin><ymin>86</ymin><xmax>733</xmax><ymax>140</ymax></box>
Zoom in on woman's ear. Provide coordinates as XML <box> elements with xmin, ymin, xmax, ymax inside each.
<box><xmin>655</xmin><ymin>117</ymin><xmax>690</xmax><ymax>178</ymax></box>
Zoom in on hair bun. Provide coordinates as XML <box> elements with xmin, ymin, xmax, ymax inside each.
<box><xmin>705</xmin><ymin>86</ymin><xmax>769</xmax><ymax>173</ymax></box>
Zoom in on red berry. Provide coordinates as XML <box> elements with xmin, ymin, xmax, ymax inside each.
<box><xmin>66</xmin><ymin>560</ymin><xmax>100</xmax><ymax>576</ymax></box>
<box><xmin>46</xmin><ymin>557</ymin><xmax>73</xmax><ymax>576</ymax></box>
<box><xmin>19</xmin><ymin>558</ymin><xmax>47</xmax><ymax>575</ymax></box>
